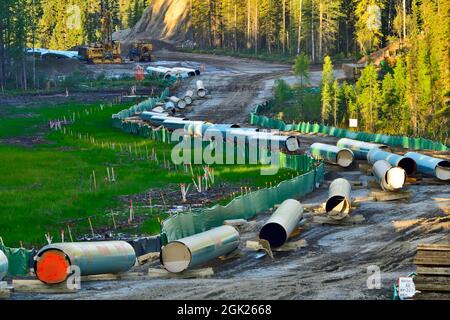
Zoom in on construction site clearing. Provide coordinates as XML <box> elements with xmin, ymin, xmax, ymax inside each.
<box><xmin>1</xmin><ymin>49</ymin><xmax>449</xmax><ymax>301</ymax></box>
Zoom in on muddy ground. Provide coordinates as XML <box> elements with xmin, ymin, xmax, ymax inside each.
<box><xmin>6</xmin><ymin>50</ymin><xmax>450</xmax><ymax>300</ymax></box>
<box><xmin>18</xmin><ymin>159</ymin><xmax>449</xmax><ymax>300</ymax></box>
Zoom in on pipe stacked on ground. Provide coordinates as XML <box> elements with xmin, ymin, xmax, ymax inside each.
<box><xmin>0</xmin><ymin>250</ymin><xmax>8</xmax><ymax>281</ymax></box>
<box><xmin>404</xmin><ymin>152</ymin><xmax>450</xmax><ymax>181</ymax></box>
<box><xmin>325</xmin><ymin>178</ymin><xmax>352</xmax><ymax>220</ymax></box>
<box><xmin>196</xmin><ymin>80</ymin><xmax>207</xmax><ymax>97</ymax></box>
<box><xmin>140</xmin><ymin>111</ymin><xmax>169</xmax><ymax>121</ymax></box>
<box><xmin>372</xmin><ymin>160</ymin><xmax>406</xmax><ymax>191</ymax></box>
<box><xmin>259</xmin><ymin>199</ymin><xmax>303</xmax><ymax>247</ymax></box>
<box><xmin>367</xmin><ymin>149</ymin><xmax>416</xmax><ymax>175</ymax></box>
<box><xmin>184</xmin><ymin>122</ymin><xmax>214</xmax><ymax>137</ymax></box>
<box><xmin>143</xmin><ymin>115</ymin><xmax>188</xmax><ymax>127</ymax></box>
<box><xmin>146</xmin><ymin>66</ymin><xmax>173</xmax><ymax>79</ymax></box>
<box><xmin>310</xmin><ymin>143</ymin><xmax>354</xmax><ymax>168</ymax></box>
<box><xmin>161</xmin><ymin>225</ymin><xmax>240</xmax><ymax>273</ymax></box>
<box><xmin>337</xmin><ymin>138</ymin><xmax>389</xmax><ymax>160</ymax></box>
<box><xmin>34</xmin><ymin>241</ymin><xmax>136</xmax><ymax>284</ymax></box>
<box><xmin>227</xmin><ymin>130</ymin><xmax>300</xmax><ymax>152</ymax></box>
<box><xmin>171</xmin><ymin>67</ymin><xmax>198</xmax><ymax>77</ymax></box>
<box><xmin>183</xmin><ymin>90</ymin><xmax>194</xmax><ymax>105</ymax></box>
<box><xmin>169</xmin><ymin>96</ymin><xmax>187</xmax><ymax>110</ymax></box>
<box><xmin>163</xmin><ymin>119</ymin><xmax>205</xmax><ymax>131</ymax></box>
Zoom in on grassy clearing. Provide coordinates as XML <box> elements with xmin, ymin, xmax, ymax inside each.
<box><xmin>0</xmin><ymin>96</ymin><xmax>292</xmax><ymax>247</ymax></box>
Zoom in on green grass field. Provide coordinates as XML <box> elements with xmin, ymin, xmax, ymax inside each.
<box><xmin>0</xmin><ymin>96</ymin><xmax>293</xmax><ymax>247</ymax></box>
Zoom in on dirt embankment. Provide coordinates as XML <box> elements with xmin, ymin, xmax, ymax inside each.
<box><xmin>113</xmin><ymin>0</ymin><xmax>192</xmax><ymax>45</ymax></box>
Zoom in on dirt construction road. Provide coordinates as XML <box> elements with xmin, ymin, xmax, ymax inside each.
<box><xmin>15</xmin><ymin>51</ymin><xmax>450</xmax><ymax>300</ymax></box>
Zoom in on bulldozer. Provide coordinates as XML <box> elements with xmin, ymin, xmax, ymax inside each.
<box><xmin>128</xmin><ymin>42</ymin><xmax>153</xmax><ymax>62</ymax></box>
<box><xmin>78</xmin><ymin>9</ymin><xmax>122</xmax><ymax>64</ymax></box>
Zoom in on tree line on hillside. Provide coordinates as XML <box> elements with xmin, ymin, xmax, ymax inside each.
<box><xmin>317</xmin><ymin>1</ymin><xmax>448</xmax><ymax>142</ymax></box>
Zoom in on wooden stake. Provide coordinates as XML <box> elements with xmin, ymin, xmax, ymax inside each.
<box><xmin>67</xmin><ymin>225</ymin><xmax>74</xmax><ymax>242</ymax></box>
<box><xmin>88</xmin><ymin>217</ymin><xmax>95</xmax><ymax>237</ymax></box>
<box><xmin>111</xmin><ymin>211</ymin><xmax>117</xmax><ymax>229</ymax></box>
<box><xmin>92</xmin><ymin>170</ymin><xmax>97</xmax><ymax>190</ymax></box>
<box><xmin>160</xmin><ymin>192</ymin><xmax>167</xmax><ymax>210</ymax></box>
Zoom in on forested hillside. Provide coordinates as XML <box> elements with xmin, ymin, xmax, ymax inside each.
<box><xmin>0</xmin><ymin>0</ymin><xmax>448</xmax><ymax>141</ymax></box>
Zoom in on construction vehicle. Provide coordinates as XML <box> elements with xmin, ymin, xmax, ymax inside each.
<box><xmin>128</xmin><ymin>42</ymin><xmax>153</xmax><ymax>62</ymax></box>
<box><xmin>78</xmin><ymin>9</ymin><xmax>122</xmax><ymax>64</ymax></box>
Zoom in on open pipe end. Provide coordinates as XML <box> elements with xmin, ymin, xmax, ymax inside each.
<box><xmin>397</xmin><ymin>157</ymin><xmax>417</xmax><ymax>175</ymax></box>
<box><xmin>197</xmin><ymin>89</ymin><xmax>206</xmax><ymax>98</ymax></box>
<box><xmin>177</xmin><ymin>101</ymin><xmax>187</xmax><ymax>109</ymax></box>
<box><xmin>385</xmin><ymin>167</ymin><xmax>406</xmax><ymax>190</ymax></box>
<box><xmin>325</xmin><ymin>195</ymin><xmax>350</xmax><ymax>220</ymax></box>
<box><xmin>184</xmin><ymin>97</ymin><xmax>193</xmax><ymax>105</ymax></box>
<box><xmin>161</xmin><ymin>242</ymin><xmax>192</xmax><ymax>273</ymax></box>
<box><xmin>436</xmin><ymin>161</ymin><xmax>450</xmax><ymax>181</ymax></box>
<box><xmin>259</xmin><ymin>222</ymin><xmax>287</xmax><ymax>248</ymax></box>
<box><xmin>337</xmin><ymin>149</ymin><xmax>354</xmax><ymax>168</ymax></box>
<box><xmin>285</xmin><ymin>137</ymin><xmax>300</xmax><ymax>152</ymax></box>
<box><xmin>35</xmin><ymin>249</ymin><xmax>71</xmax><ymax>284</ymax></box>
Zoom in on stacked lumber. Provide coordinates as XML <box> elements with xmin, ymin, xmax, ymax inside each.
<box><xmin>413</xmin><ymin>243</ymin><xmax>450</xmax><ymax>300</ymax></box>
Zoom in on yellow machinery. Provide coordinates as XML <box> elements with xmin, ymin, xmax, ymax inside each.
<box><xmin>78</xmin><ymin>10</ymin><xmax>122</xmax><ymax>64</ymax></box>
<box><xmin>128</xmin><ymin>42</ymin><xmax>153</xmax><ymax>62</ymax></box>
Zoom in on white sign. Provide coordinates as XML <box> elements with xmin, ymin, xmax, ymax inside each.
<box><xmin>398</xmin><ymin>277</ymin><xmax>416</xmax><ymax>299</ymax></box>
<box><xmin>349</xmin><ymin>119</ymin><xmax>358</xmax><ymax>128</ymax></box>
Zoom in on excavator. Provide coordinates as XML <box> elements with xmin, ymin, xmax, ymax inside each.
<box><xmin>78</xmin><ymin>8</ymin><xmax>122</xmax><ymax>64</ymax></box>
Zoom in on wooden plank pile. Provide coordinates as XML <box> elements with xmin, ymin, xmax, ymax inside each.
<box><xmin>413</xmin><ymin>243</ymin><xmax>450</xmax><ymax>300</ymax></box>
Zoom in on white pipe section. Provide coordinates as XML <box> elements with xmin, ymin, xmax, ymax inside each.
<box><xmin>171</xmin><ymin>67</ymin><xmax>197</xmax><ymax>77</ymax></box>
<box><xmin>372</xmin><ymin>160</ymin><xmax>406</xmax><ymax>191</ymax></box>
<box><xmin>310</xmin><ymin>143</ymin><xmax>354</xmax><ymax>168</ymax></box>
<box><xmin>161</xmin><ymin>225</ymin><xmax>240</xmax><ymax>273</ymax></box>
<box><xmin>337</xmin><ymin>138</ymin><xmax>389</xmax><ymax>160</ymax></box>
<box><xmin>259</xmin><ymin>199</ymin><xmax>303</xmax><ymax>247</ymax></box>
<box><xmin>404</xmin><ymin>152</ymin><xmax>450</xmax><ymax>181</ymax></box>
<box><xmin>183</xmin><ymin>90</ymin><xmax>194</xmax><ymax>105</ymax></box>
<box><xmin>325</xmin><ymin>178</ymin><xmax>352</xmax><ymax>220</ymax></box>
<box><xmin>169</xmin><ymin>96</ymin><xmax>187</xmax><ymax>109</ymax></box>
<box><xmin>196</xmin><ymin>80</ymin><xmax>207</xmax><ymax>98</ymax></box>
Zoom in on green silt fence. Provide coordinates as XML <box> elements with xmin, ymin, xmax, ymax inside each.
<box><xmin>161</xmin><ymin>161</ymin><xmax>324</xmax><ymax>241</ymax></box>
<box><xmin>250</xmin><ymin>102</ymin><xmax>449</xmax><ymax>152</ymax></box>
<box><xmin>113</xmin><ymin>85</ymin><xmax>326</xmax><ymax>245</ymax></box>
<box><xmin>0</xmin><ymin>245</ymin><xmax>33</xmax><ymax>276</ymax></box>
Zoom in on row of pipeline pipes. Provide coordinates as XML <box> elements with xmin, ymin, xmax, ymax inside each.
<box><xmin>23</xmin><ymin>146</ymin><xmax>449</xmax><ymax>282</ymax></box>
<box><xmin>162</xmin><ymin>81</ymin><xmax>206</xmax><ymax>114</ymax></box>
<box><xmin>6</xmin><ymin>117</ymin><xmax>448</xmax><ymax>284</ymax></box>
<box><xmin>146</xmin><ymin>66</ymin><xmax>206</xmax><ymax>114</ymax></box>
<box><xmin>139</xmin><ymin>111</ymin><xmax>302</xmax><ymax>153</ymax></box>
<box><xmin>309</xmin><ymin>138</ymin><xmax>449</xmax><ymax>190</ymax></box>
<box><xmin>19</xmin><ymin>112</ymin><xmax>306</xmax><ymax>283</ymax></box>
<box><xmin>27</xmin><ymin>199</ymin><xmax>302</xmax><ymax>282</ymax></box>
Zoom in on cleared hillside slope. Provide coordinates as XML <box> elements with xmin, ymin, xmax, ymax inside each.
<box><xmin>113</xmin><ymin>0</ymin><xmax>191</xmax><ymax>44</ymax></box>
